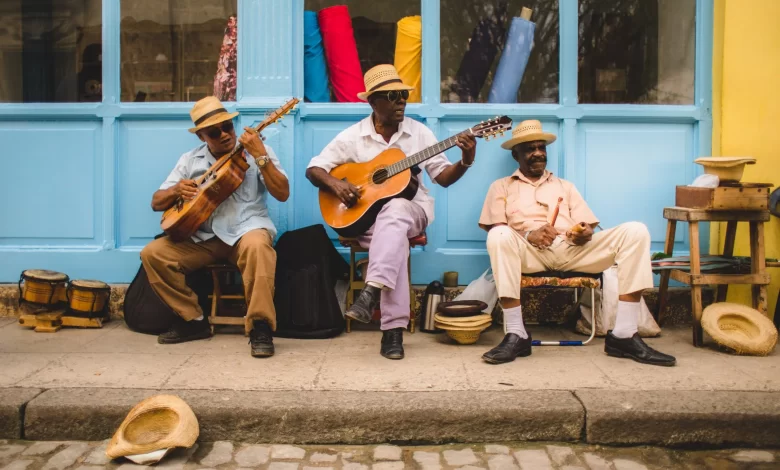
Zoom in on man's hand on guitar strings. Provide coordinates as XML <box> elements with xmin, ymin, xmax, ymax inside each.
<box><xmin>239</xmin><ymin>126</ymin><xmax>268</xmax><ymax>158</ymax></box>
<box><xmin>456</xmin><ymin>133</ymin><xmax>477</xmax><ymax>165</ymax></box>
<box><xmin>329</xmin><ymin>178</ymin><xmax>361</xmax><ymax>208</ymax></box>
<box><xmin>174</xmin><ymin>179</ymin><xmax>198</xmax><ymax>201</ymax></box>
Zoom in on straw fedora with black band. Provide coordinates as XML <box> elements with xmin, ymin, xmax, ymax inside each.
<box><xmin>501</xmin><ymin>119</ymin><xmax>557</xmax><ymax>150</ymax></box>
<box><xmin>106</xmin><ymin>394</ymin><xmax>199</xmax><ymax>464</ymax></box>
<box><xmin>188</xmin><ymin>96</ymin><xmax>239</xmax><ymax>133</ymax></box>
<box><xmin>701</xmin><ymin>302</ymin><xmax>778</xmax><ymax>356</ymax></box>
<box><xmin>356</xmin><ymin>64</ymin><xmax>415</xmax><ymax>101</ymax></box>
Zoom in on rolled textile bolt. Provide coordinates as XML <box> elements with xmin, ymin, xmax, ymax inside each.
<box><xmin>520</xmin><ymin>7</ymin><xmax>533</xmax><ymax>20</ymax></box>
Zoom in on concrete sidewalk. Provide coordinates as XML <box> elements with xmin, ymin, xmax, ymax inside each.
<box><xmin>2</xmin><ymin>317</ymin><xmax>780</xmax><ymax>447</ymax></box>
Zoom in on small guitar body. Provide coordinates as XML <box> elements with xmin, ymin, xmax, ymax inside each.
<box><xmin>319</xmin><ymin>148</ymin><xmax>419</xmax><ymax>237</ymax></box>
<box><xmin>318</xmin><ymin>115</ymin><xmax>513</xmax><ymax>237</ymax></box>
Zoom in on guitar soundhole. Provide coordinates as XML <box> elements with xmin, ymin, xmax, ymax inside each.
<box><xmin>372</xmin><ymin>168</ymin><xmax>389</xmax><ymax>185</ymax></box>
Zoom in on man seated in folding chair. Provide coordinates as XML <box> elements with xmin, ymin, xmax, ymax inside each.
<box><xmin>477</xmin><ymin>120</ymin><xmax>676</xmax><ymax>367</ymax></box>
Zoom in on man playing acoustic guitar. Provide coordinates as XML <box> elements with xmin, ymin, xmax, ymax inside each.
<box><xmin>306</xmin><ymin>64</ymin><xmax>477</xmax><ymax>360</ymax></box>
<box><xmin>478</xmin><ymin>120</ymin><xmax>676</xmax><ymax>367</ymax></box>
<box><xmin>141</xmin><ymin>97</ymin><xmax>289</xmax><ymax>358</ymax></box>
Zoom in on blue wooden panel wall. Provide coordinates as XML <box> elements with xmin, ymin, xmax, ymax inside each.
<box><xmin>0</xmin><ymin>0</ymin><xmax>713</xmax><ymax>285</ymax></box>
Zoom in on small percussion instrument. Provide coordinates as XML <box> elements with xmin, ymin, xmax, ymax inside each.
<box><xmin>18</xmin><ymin>269</ymin><xmax>69</xmax><ymax>306</ymax></box>
<box><xmin>67</xmin><ymin>279</ymin><xmax>111</xmax><ymax>318</ymax></box>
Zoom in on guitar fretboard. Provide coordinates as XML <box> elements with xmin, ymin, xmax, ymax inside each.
<box><xmin>386</xmin><ymin>133</ymin><xmax>465</xmax><ymax>177</ymax></box>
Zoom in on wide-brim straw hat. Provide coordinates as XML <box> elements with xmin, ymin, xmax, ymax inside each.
<box><xmin>501</xmin><ymin>119</ymin><xmax>557</xmax><ymax>150</ymax></box>
<box><xmin>106</xmin><ymin>395</ymin><xmax>199</xmax><ymax>463</ymax></box>
<box><xmin>356</xmin><ymin>64</ymin><xmax>415</xmax><ymax>101</ymax></box>
<box><xmin>188</xmin><ymin>96</ymin><xmax>239</xmax><ymax>133</ymax></box>
<box><xmin>701</xmin><ymin>302</ymin><xmax>778</xmax><ymax>356</ymax></box>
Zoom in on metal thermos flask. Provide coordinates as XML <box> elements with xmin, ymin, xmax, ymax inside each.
<box><xmin>421</xmin><ymin>281</ymin><xmax>445</xmax><ymax>332</ymax></box>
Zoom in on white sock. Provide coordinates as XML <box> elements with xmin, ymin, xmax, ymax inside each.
<box><xmin>503</xmin><ymin>306</ymin><xmax>528</xmax><ymax>339</ymax></box>
<box><xmin>612</xmin><ymin>301</ymin><xmax>639</xmax><ymax>338</ymax></box>
<box><xmin>194</xmin><ymin>314</ymin><xmax>204</xmax><ymax>321</ymax></box>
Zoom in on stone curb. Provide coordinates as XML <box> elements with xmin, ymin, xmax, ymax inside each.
<box><xmin>13</xmin><ymin>388</ymin><xmax>780</xmax><ymax>447</ymax></box>
<box><xmin>23</xmin><ymin>389</ymin><xmax>583</xmax><ymax>444</ymax></box>
<box><xmin>0</xmin><ymin>388</ymin><xmax>43</xmax><ymax>438</ymax></box>
<box><xmin>576</xmin><ymin>389</ymin><xmax>780</xmax><ymax>448</ymax></box>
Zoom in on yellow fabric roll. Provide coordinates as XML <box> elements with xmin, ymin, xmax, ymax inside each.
<box><xmin>394</xmin><ymin>15</ymin><xmax>422</xmax><ymax>103</ymax></box>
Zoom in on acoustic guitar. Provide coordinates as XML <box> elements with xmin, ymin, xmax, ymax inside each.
<box><xmin>160</xmin><ymin>98</ymin><xmax>299</xmax><ymax>241</ymax></box>
<box><xmin>318</xmin><ymin>116</ymin><xmax>513</xmax><ymax>237</ymax></box>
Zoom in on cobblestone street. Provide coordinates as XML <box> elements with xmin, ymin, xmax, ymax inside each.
<box><xmin>1</xmin><ymin>440</ymin><xmax>778</xmax><ymax>470</ymax></box>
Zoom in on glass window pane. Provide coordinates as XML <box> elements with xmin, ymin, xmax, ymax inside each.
<box><xmin>303</xmin><ymin>0</ymin><xmax>421</xmax><ymax>103</ymax></box>
<box><xmin>0</xmin><ymin>0</ymin><xmax>102</xmax><ymax>103</ymax></box>
<box><xmin>578</xmin><ymin>0</ymin><xmax>695</xmax><ymax>104</ymax></box>
<box><xmin>441</xmin><ymin>1</ymin><xmax>559</xmax><ymax>104</ymax></box>
<box><xmin>121</xmin><ymin>1</ymin><xmax>237</xmax><ymax>103</ymax></box>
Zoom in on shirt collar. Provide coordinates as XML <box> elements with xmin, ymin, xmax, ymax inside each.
<box><xmin>193</xmin><ymin>143</ymin><xmax>235</xmax><ymax>160</ymax></box>
<box><xmin>359</xmin><ymin>114</ymin><xmax>412</xmax><ymax>139</ymax></box>
<box><xmin>511</xmin><ymin>169</ymin><xmax>554</xmax><ymax>186</ymax></box>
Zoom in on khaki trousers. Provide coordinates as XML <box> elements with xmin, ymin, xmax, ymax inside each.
<box><xmin>486</xmin><ymin>222</ymin><xmax>654</xmax><ymax>299</ymax></box>
<box><xmin>140</xmin><ymin>229</ymin><xmax>277</xmax><ymax>334</ymax></box>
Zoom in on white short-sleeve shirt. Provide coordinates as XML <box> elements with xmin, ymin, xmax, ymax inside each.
<box><xmin>307</xmin><ymin>115</ymin><xmax>452</xmax><ymax>225</ymax></box>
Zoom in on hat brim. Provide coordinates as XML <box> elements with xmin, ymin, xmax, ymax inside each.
<box><xmin>188</xmin><ymin>111</ymin><xmax>239</xmax><ymax>133</ymax></box>
<box><xmin>357</xmin><ymin>83</ymin><xmax>415</xmax><ymax>101</ymax></box>
<box><xmin>701</xmin><ymin>302</ymin><xmax>778</xmax><ymax>356</ymax></box>
<box><xmin>501</xmin><ymin>132</ymin><xmax>557</xmax><ymax>150</ymax></box>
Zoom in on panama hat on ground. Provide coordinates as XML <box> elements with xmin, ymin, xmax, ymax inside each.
<box><xmin>356</xmin><ymin>64</ymin><xmax>415</xmax><ymax>101</ymax></box>
<box><xmin>188</xmin><ymin>96</ymin><xmax>239</xmax><ymax>133</ymax></box>
<box><xmin>106</xmin><ymin>394</ymin><xmax>199</xmax><ymax>464</ymax></box>
<box><xmin>501</xmin><ymin>119</ymin><xmax>557</xmax><ymax>150</ymax></box>
<box><xmin>701</xmin><ymin>302</ymin><xmax>778</xmax><ymax>356</ymax></box>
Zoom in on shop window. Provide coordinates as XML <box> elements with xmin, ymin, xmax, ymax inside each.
<box><xmin>578</xmin><ymin>0</ymin><xmax>695</xmax><ymax>104</ymax></box>
<box><xmin>0</xmin><ymin>0</ymin><xmax>102</xmax><ymax>103</ymax></box>
<box><xmin>120</xmin><ymin>0</ymin><xmax>237</xmax><ymax>102</ymax></box>
<box><xmin>303</xmin><ymin>0</ymin><xmax>421</xmax><ymax>103</ymax></box>
<box><xmin>440</xmin><ymin>0</ymin><xmax>559</xmax><ymax>104</ymax></box>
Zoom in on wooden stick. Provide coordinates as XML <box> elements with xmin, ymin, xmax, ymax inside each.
<box><xmin>549</xmin><ymin>197</ymin><xmax>563</xmax><ymax>226</ymax></box>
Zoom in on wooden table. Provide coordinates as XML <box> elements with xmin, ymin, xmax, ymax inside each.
<box><xmin>656</xmin><ymin>207</ymin><xmax>771</xmax><ymax>346</ymax></box>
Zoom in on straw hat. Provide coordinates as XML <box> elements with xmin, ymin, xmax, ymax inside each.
<box><xmin>694</xmin><ymin>157</ymin><xmax>756</xmax><ymax>182</ymax></box>
<box><xmin>501</xmin><ymin>119</ymin><xmax>557</xmax><ymax>150</ymax></box>
<box><xmin>356</xmin><ymin>64</ymin><xmax>415</xmax><ymax>101</ymax></box>
<box><xmin>106</xmin><ymin>395</ymin><xmax>199</xmax><ymax>464</ymax></box>
<box><xmin>701</xmin><ymin>302</ymin><xmax>778</xmax><ymax>356</ymax></box>
<box><xmin>188</xmin><ymin>96</ymin><xmax>238</xmax><ymax>133</ymax></box>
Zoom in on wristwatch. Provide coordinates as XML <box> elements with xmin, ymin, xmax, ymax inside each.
<box><xmin>255</xmin><ymin>154</ymin><xmax>269</xmax><ymax>169</ymax></box>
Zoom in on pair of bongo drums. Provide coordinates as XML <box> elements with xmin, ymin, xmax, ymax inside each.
<box><xmin>18</xmin><ymin>269</ymin><xmax>110</xmax><ymax>318</ymax></box>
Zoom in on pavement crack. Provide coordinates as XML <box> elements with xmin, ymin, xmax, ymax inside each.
<box><xmin>159</xmin><ymin>354</ymin><xmax>194</xmax><ymax>388</ymax></box>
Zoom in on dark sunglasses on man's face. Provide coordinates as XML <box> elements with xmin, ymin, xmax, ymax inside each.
<box><xmin>375</xmin><ymin>90</ymin><xmax>409</xmax><ymax>102</ymax></box>
<box><xmin>202</xmin><ymin>120</ymin><xmax>234</xmax><ymax>140</ymax></box>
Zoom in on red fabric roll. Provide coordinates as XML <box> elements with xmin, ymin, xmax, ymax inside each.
<box><xmin>317</xmin><ymin>5</ymin><xmax>365</xmax><ymax>102</ymax></box>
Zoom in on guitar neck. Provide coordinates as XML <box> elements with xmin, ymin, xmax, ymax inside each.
<box><xmin>386</xmin><ymin>132</ymin><xmax>467</xmax><ymax>177</ymax></box>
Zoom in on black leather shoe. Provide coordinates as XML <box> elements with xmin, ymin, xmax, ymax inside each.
<box><xmin>346</xmin><ymin>284</ymin><xmax>381</xmax><ymax>324</ymax></box>
<box><xmin>604</xmin><ymin>331</ymin><xmax>676</xmax><ymax>367</ymax></box>
<box><xmin>158</xmin><ymin>316</ymin><xmax>211</xmax><ymax>344</ymax></box>
<box><xmin>482</xmin><ymin>333</ymin><xmax>533</xmax><ymax>364</ymax></box>
<box><xmin>249</xmin><ymin>321</ymin><xmax>275</xmax><ymax>358</ymax></box>
<box><xmin>381</xmin><ymin>327</ymin><xmax>404</xmax><ymax>360</ymax></box>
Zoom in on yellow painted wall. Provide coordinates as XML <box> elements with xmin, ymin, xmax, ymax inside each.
<box><xmin>712</xmin><ymin>0</ymin><xmax>780</xmax><ymax>316</ymax></box>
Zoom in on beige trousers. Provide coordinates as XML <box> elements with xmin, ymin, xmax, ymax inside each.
<box><xmin>486</xmin><ymin>222</ymin><xmax>654</xmax><ymax>299</ymax></box>
<box><xmin>140</xmin><ymin>229</ymin><xmax>277</xmax><ymax>334</ymax></box>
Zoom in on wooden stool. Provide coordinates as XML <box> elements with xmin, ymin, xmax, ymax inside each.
<box><xmin>339</xmin><ymin>233</ymin><xmax>428</xmax><ymax>333</ymax></box>
<box><xmin>656</xmin><ymin>207</ymin><xmax>771</xmax><ymax>346</ymax></box>
<box><xmin>207</xmin><ymin>263</ymin><xmax>246</xmax><ymax>334</ymax></box>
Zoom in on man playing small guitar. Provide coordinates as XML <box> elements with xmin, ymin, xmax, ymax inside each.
<box><xmin>141</xmin><ymin>97</ymin><xmax>289</xmax><ymax>358</ymax></box>
<box><xmin>305</xmin><ymin>64</ymin><xmax>477</xmax><ymax>360</ymax></box>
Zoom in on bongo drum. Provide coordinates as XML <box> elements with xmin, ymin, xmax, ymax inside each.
<box><xmin>67</xmin><ymin>279</ymin><xmax>111</xmax><ymax>317</ymax></box>
<box><xmin>18</xmin><ymin>269</ymin><xmax>69</xmax><ymax>306</ymax></box>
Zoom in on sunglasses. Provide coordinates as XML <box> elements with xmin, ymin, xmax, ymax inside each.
<box><xmin>201</xmin><ymin>120</ymin><xmax>234</xmax><ymax>139</ymax></box>
<box><xmin>374</xmin><ymin>90</ymin><xmax>409</xmax><ymax>102</ymax></box>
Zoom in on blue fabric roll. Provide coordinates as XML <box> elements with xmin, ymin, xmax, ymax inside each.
<box><xmin>488</xmin><ymin>17</ymin><xmax>535</xmax><ymax>103</ymax></box>
<box><xmin>303</xmin><ymin>11</ymin><xmax>331</xmax><ymax>102</ymax></box>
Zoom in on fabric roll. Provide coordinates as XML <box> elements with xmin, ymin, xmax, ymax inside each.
<box><xmin>303</xmin><ymin>11</ymin><xmax>331</xmax><ymax>102</ymax></box>
<box><xmin>449</xmin><ymin>2</ymin><xmax>507</xmax><ymax>103</ymax></box>
<box><xmin>488</xmin><ymin>16</ymin><xmax>535</xmax><ymax>103</ymax></box>
<box><xmin>317</xmin><ymin>5</ymin><xmax>365</xmax><ymax>102</ymax></box>
<box><xmin>213</xmin><ymin>16</ymin><xmax>237</xmax><ymax>101</ymax></box>
<box><xmin>393</xmin><ymin>15</ymin><xmax>422</xmax><ymax>103</ymax></box>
